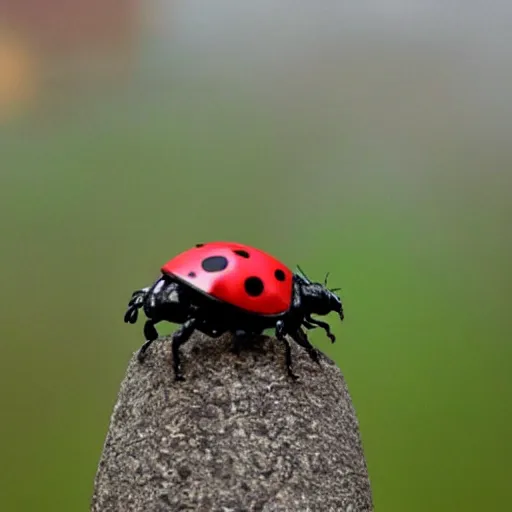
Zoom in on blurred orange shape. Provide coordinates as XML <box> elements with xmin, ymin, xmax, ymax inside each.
<box><xmin>0</xmin><ymin>32</ymin><xmax>37</xmax><ymax>121</ymax></box>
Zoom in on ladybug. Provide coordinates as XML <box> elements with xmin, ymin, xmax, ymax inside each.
<box><xmin>124</xmin><ymin>241</ymin><xmax>344</xmax><ymax>381</ymax></box>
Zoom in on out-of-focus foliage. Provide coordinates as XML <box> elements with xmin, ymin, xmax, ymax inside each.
<box><xmin>1</xmin><ymin>2</ymin><xmax>511</xmax><ymax>511</ymax></box>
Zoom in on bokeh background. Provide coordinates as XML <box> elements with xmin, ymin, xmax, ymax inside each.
<box><xmin>1</xmin><ymin>1</ymin><xmax>511</xmax><ymax>511</ymax></box>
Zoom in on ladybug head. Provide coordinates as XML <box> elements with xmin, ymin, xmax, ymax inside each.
<box><xmin>295</xmin><ymin>267</ymin><xmax>344</xmax><ymax>320</ymax></box>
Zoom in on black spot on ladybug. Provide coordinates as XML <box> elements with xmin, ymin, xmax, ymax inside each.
<box><xmin>195</xmin><ymin>243</ymin><xmax>204</xmax><ymax>247</ymax></box>
<box><xmin>188</xmin><ymin>271</ymin><xmax>196</xmax><ymax>278</ymax></box>
<box><xmin>202</xmin><ymin>256</ymin><xmax>228</xmax><ymax>272</ymax></box>
<box><xmin>233</xmin><ymin>249</ymin><xmax>250</xmax><ymax>258</ymax></box>
<box><xmin>274</xmin><ymin>269</ymin><xmax>286</xmax><ymax>281</ymax></box>
<box><xmin>244</xmin><ymin>276</ymin><xmax>264</xmax><ymax>297</ymax></box>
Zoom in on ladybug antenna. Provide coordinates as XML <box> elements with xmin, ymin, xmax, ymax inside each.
<box><xmin>324</xmin><ymin>271</ymin><xmax>330</xmax><ymax>286</ymax></box>
<box><xmin>329</xmin><ymin>287</ymin><xmax>341</xmax><ymax>293</ymax></box>
<box><xmin>296</xmin><ymin>264</ymin><xmax>312</xmax><ymax>284</ymax></box>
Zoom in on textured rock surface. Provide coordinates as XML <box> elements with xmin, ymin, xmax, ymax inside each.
<box><xmin>91</xmin><ymin>333</ymin><xmax>373</xmax><ymax>511</ymax></box>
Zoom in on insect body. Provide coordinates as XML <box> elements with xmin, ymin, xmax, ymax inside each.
<box><xmin>124</xmin><ymin>241</ymin><xmax>344</xmax><ymax>381</ymax></box>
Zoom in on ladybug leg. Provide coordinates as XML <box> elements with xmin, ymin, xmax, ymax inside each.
<box><xmin>172</xmin><ymin>318</ymin><xmax>198</xmax><ymax>381</ymax></box>
<box><xmin>137</xmin><ymin>319</ymin><xmax>160</xmax><ymax>362</ymax></box>
<box><xmin>304</xmin><ymin>315</ymin><xmax>336</xmax><ymax>343</ymax></box>
<box><xmin>281</xmin><ymin>337</ymin><xmax>299</xmax><ymax>380</ymax></box>
<box><xmin>232</xmin><ymin>330</ymin><xmax>248</xmax><ymax>355</ymax></box>
<box><xmin>274</xmin><ymin>321</ymin><xmax>298</xmax><ymax>379</ymax></box>
<box><xmin>288</xmin><ymin>327</ymin><xmax>321</xmax><ymax>365</ymax></box>
<box><xmin>231</xmin><ymin>329</ymin><xmax>259</xmax><ymax>354</ymax></box>
<box><xmin>302</xmin><ymin>320</ymin><xmax>317</xmax><ymax>330</ymax></box>
<box><xmin>275</xmin><ymin>319</ymin><xmax>287</xmax><ymax>340</ymax></box>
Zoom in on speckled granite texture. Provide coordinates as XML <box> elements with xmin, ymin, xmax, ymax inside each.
<box><xmin>91</xmin><ymin>333</ymin><xmax>373</xmax><ymax>511</ymax></box>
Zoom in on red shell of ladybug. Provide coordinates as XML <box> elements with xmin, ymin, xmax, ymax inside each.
<box><xmin>161</xmin><ymin>241</ymin><xmax>293</xmax><ymax>315</ymax></box>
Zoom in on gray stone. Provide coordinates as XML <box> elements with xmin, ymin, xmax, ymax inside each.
<box><xmin>91</xmin><ymin>333</ymin><xmax>373</xmax><ymax>511</ymax></box>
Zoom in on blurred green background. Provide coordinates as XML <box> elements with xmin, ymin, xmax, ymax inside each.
<box><xmin>1</xmin><ymin>2</ymin><xmax>511</xmax><ymax>511</ymax></box>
